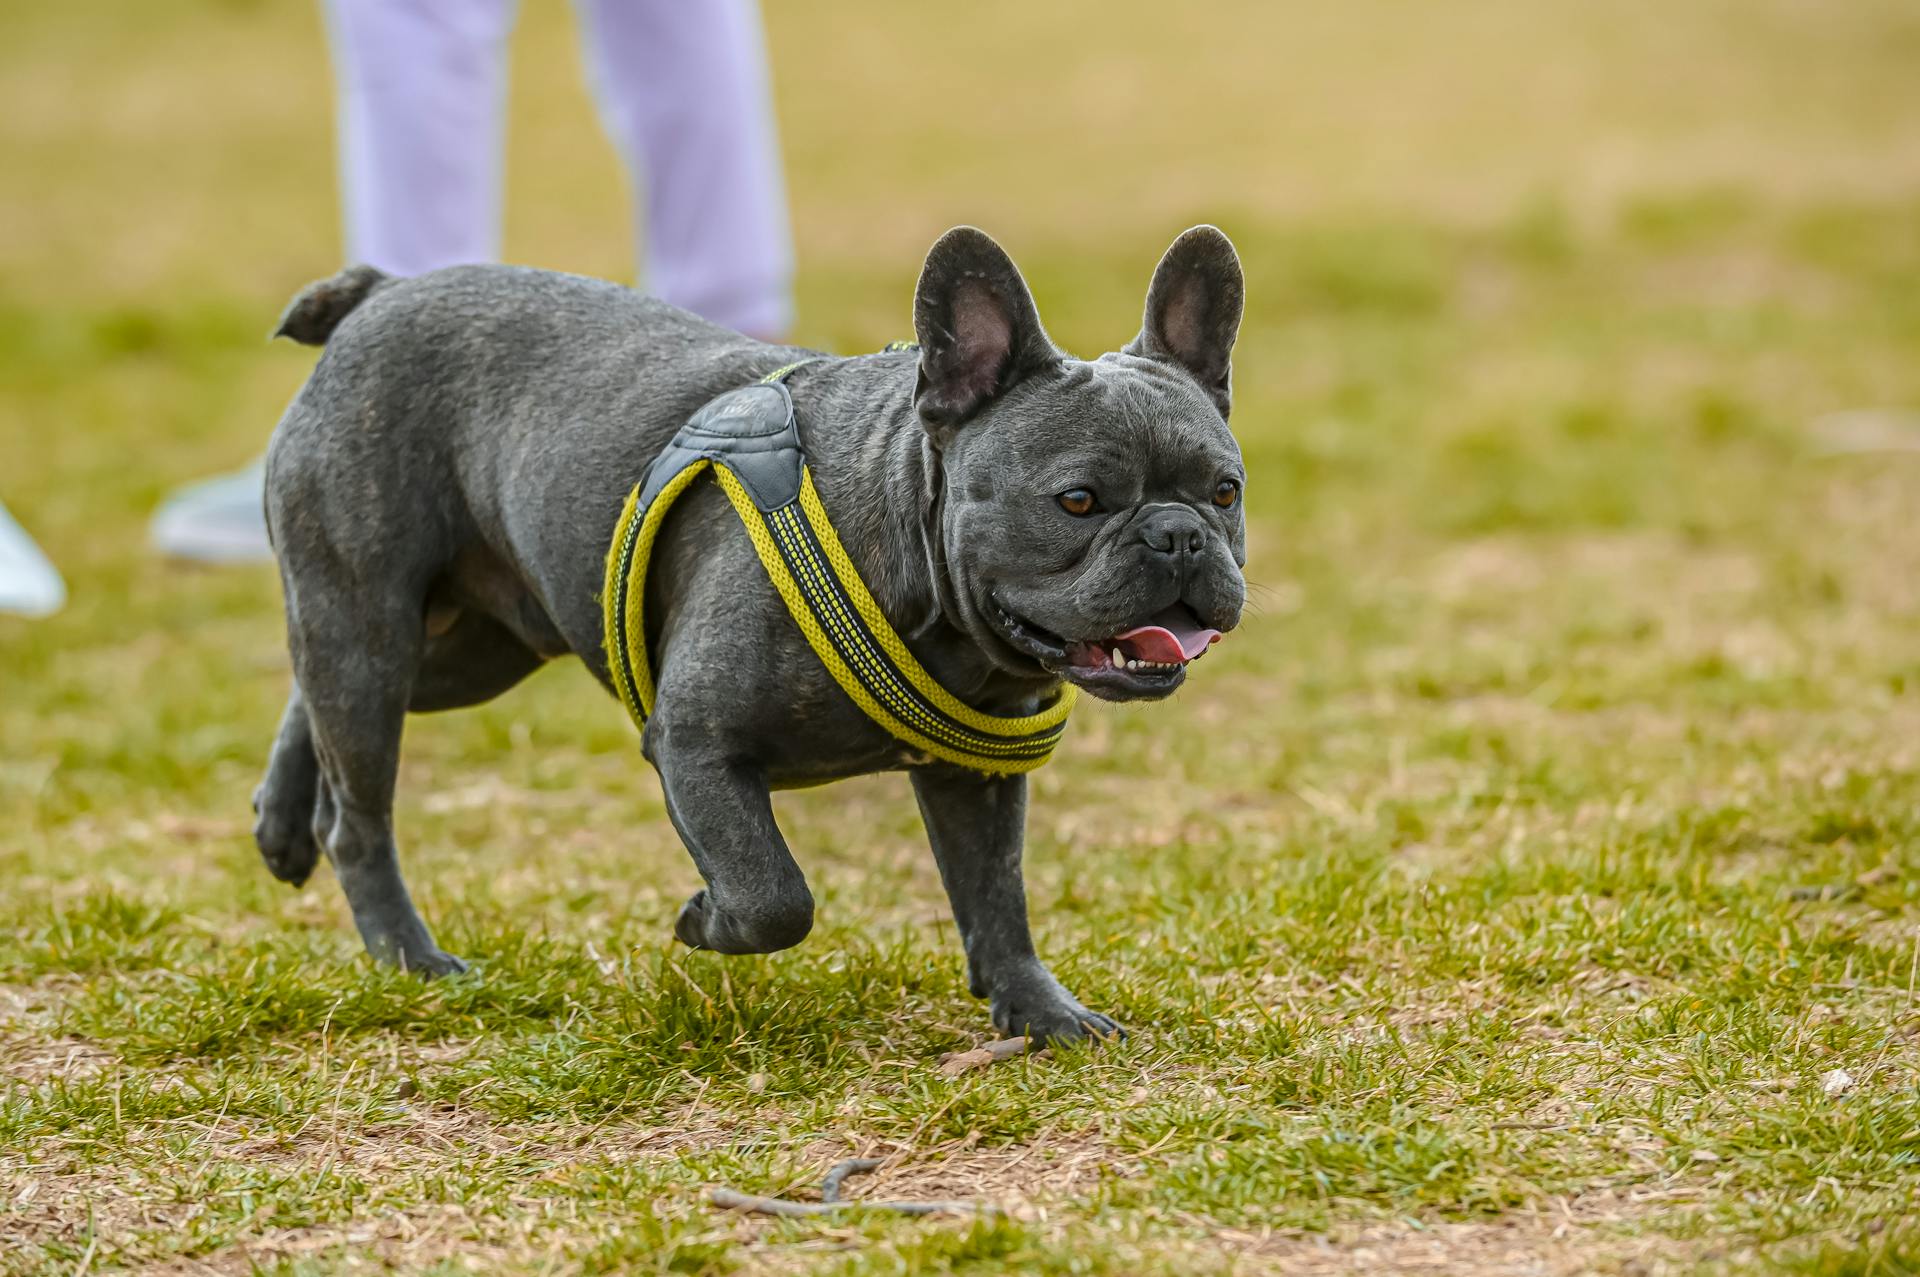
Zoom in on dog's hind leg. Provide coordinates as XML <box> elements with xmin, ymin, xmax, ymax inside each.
<box><xmin>288</xmin><ymin>578</ymin><xmax>466</xmax><ymax>976</ymax></box>
<box><xmin>253</xmin><ymin>684</ymin><xmax>321</xmax><ymax>886</ymax></box>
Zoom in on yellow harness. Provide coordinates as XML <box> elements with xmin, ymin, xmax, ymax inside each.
<box><xmin>601</xmin><ymin>357</ymin><xmax>1075</xmax><ymax>775</ymax></box>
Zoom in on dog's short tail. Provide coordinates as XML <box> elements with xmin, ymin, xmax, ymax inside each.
<box><xmin>273</xmin><ymin>264</ymin><xmax>391</xmax><ymax>346</ymax></box>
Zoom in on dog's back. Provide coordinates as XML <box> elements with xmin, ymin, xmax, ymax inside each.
<box><xmin>263</xmin><ymin>264</ymin><xmax>800</xmax><ymax>655</ymax></box>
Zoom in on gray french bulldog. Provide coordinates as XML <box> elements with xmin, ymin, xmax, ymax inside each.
<box><xmin>252</xmin><ymin>225</ymin><xmax>1246</xmax><ymax>1043</ymax></box>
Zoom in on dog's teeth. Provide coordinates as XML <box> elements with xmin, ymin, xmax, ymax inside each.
<box><xmin>1111</xmin><ymin>647</ymin><xmax>1125</xmax><ymax>669</ymax></box>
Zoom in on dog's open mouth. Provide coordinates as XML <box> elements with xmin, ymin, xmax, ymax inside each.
<box><xmin>992</xmin><ymin>598</ymin><xmax>1222</xmax><ymax>700</ymax></box>
<box><xmin>1065</xmin><ymin>606</ymin><xmax>1221</xmax><ymax>674</ymax></box>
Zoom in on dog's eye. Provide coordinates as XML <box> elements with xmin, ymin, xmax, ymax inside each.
<box><xmin>1212</xmin><ymin>480</ymin><xmax>1240</xmax><ymax>509</ymax></box>
<box><xmin>1057</xmin><ymin>489</ymin><xmax>1096</xmax><ymax>516</ymax></box>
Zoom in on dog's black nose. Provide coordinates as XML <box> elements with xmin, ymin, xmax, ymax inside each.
<box><xmin>1139</xmin><ymin>505</ymin><xmax>1206</xmax><ymax>556</ymax></box>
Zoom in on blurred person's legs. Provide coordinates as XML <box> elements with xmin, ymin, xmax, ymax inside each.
<box><xmin>154</xmin><ymin>0</ymin><xmax>791</xmax><ymax>562</ymax></box>
<box><xmin>0</xmin><ymin>499</ymin><xmax>65</xmax><ymax>618</ymax></box>
<box><xmin>331</xmin><ymin>0</ymin><xmax>517</xmax><ymax>276</ymax></box>
<box><xmin>148</xmin><ymin>459</ymin><xmax>273</xmax><ymax>563</ymax></box>
<box><xmin>153</xmin><ymin>0</ymin><xmax>516</xmax><ymax>564</ymax></box>
<box><xmin>577</xmin><ymin>0</ymin><xmax>792</xmax><ymax>338</ymax></box>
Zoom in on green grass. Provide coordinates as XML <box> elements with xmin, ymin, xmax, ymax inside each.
<box><xmin>5</xmin><ymin>0</ymin><xmax>1920</xmax><ymax>1272</ymax></box>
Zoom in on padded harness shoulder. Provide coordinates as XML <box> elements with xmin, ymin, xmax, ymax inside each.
<box><xmin>637</xmin><ymin>381</ymin><xmax>805</xmax><ymax>514</ymax></box>
<box><xmin>601</xmin><ymin>357</ymin><xmax>1075</xmax><ymax>776</ymax></box>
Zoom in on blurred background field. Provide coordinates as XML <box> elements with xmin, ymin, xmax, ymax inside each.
<box><xmin>4</xmin><ymin>1</ymin><xmax>1920</xmax><ymax>1273</ymax></box>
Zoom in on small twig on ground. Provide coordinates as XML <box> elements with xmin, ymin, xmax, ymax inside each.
<box><xmin>820</xmin><ymin>1156</ymin><xmax>883</xmax><ymax>1203</ymax></box>
<box><xmin>709</xmin><ymin>1187</ymin><xmax>986</xmax><ymax>1218</ymax></box>
<box><xmin>937</xmin><ymin>1036</ymin><xmax>1040</xmax><ymax>1076</ymax></box>
<box><xmin>1788</xmin><ymin>884</ymin><xmax>1860</xmax><ymax>902</ymax></box>
<box><xmin>709</xmin><ymin>1155</ymin><xmax>994</xmax><ymax>1219</ymax></box>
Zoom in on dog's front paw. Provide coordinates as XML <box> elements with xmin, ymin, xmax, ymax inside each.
<box><xmin>673</xmin><ymin>888</ymin><xmax>814</xmax><ymax>955</ymax></box>
<box><xmin>673</xmin><ymin>890</ymin><xmax>719</xmax><ymax>949</ymax></box>
<box><xmin>360</xmin><ymin>927</ymin><xmax>470</xmax><ymax>978</ymax></box>
<box><xmin>252</xmin><ymin>783</ymin><xmax>320</xmax><ymax>887</ymax></box>
<box><xmin>400</xmin><ymin>948</ymin><xmax>471</xmax><ymax>978</ymax></box>
<box><xmin>989</xmin><ymin>966</ymin><xmax>1125</xmax><ymax>1045</ymax></box>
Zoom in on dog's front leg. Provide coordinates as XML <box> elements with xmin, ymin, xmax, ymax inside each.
<box><xmin>651</xmin><ymin>724</ymin><xmax>815</xmax><ymax>955</ymax></box>
<box><xmin>911</xmin><ymin>767</ymin><xmax>1123</xmax><ymax>1043</ymax></box>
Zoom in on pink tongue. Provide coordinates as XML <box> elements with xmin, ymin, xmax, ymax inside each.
<box><xmin>1114</xmin><ymin>611</ymin><xmax>1222</xmax><ymax>663</ymax></box>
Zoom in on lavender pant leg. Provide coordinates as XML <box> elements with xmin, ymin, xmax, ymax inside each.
<box><xmin>324</xmin><ymin>0</ymin><xmax>519</xmax><ymax>276</ymax></box>
<box><xmin>575</xmin><ymin>0</ymin><xmax>794</xmax><ymax>337</ymax></box>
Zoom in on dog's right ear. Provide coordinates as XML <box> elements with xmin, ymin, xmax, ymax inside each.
<box><xmin>912</xmin><ymin>227</ymin><xmax>1060</xmax><ymax>443</ymax></box>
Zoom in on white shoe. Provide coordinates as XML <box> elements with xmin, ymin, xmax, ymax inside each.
<box><xmin>0</xmin><ymin>499</ymin><xmax>66</xmax><ymax>618</ymax></box>
<box><xmin>150</xmin><ymin>460</ymin><xmax>274</xmax><ymax>563</ymax></box>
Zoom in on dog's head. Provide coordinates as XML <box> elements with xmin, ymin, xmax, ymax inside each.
<box><xmin>914</xmin><ymin>226</ymin><xmax>1247</xmax><ymax>703</ymax></box>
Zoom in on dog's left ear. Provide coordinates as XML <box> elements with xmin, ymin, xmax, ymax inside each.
<box><xmin>1126</xmin><ymin>225</ymin><xmax>1244</xmax><ymax>419</ymax></box>
<box><xmin>913</xmin><ymin>226</ymin><xmax>1060</xmax><ymax>442</ymax></box>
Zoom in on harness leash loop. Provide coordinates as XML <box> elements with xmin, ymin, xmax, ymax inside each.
<box><xmin>602</xmin><ymin>347</ymin><xmax>1073</xmax><ymax>776</ymax></box>
<box><xmin>758</xmin><ymin>358</ymin><xmax>821</xmax><ymax>384</ymax></box>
